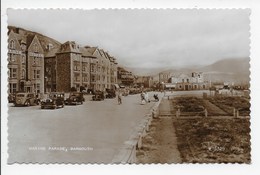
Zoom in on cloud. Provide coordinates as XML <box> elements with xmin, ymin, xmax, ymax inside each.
<box><xmin>8</xmin><ymin>9</ymin><xmax>250</xmax><ymax>71</ymax></box>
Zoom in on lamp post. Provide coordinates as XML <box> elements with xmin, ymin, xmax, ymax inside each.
<box><xmin>44</xmin><ymin>76</ymin><xmax>47</xmax><ymax>93</ymax></box>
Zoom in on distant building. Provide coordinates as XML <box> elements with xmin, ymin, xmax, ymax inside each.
<box><xmin>117</xmin><ymin>67</ymin><xmax>135</xmax><ymax>86</ymax></box>
<box><xmin>159</xmin><ymin>72</ymin><xmax>171</xmax><ymax>84</ymax></box>
<box><xmin>134</xmin><ymin>76</ymin><xmax>153</xmax><ymax>88</ymax></box>
<box><xmin>169</xmin><ymin>72</ymin><xmax>208</xmax><ymax>90</ymax></box>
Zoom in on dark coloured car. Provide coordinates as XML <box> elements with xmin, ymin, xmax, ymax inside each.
<box><xmin>8</xmin><ymin>93</ymin><xmax>16</xmax><ymax>103</ymax></box>
<box><xmin>65</xmin><ymin>92</ymin><xmax>85</xmax><ymax>105</ymax></box>
<box><xmin>105</xmin><ymin>89</ymin><xmax>116</xmax><ymax>98</ymax></box>
<box><xmin>92</xmin><ymin>91</ymin><xmax>105</xmax><ymax>101</ymax></box>
<box><xmin>41</xmin><ymin>92</ymin><xmax>65</xmax><ymax>109</ymax></box>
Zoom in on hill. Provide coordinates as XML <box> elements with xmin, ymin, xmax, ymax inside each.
<box><xmin>199</xmin><ymin>58</ymin><xmax>250</xmax><ymax>83</ymax></box>
<box><xmin>128</xmin><ymin>58</ymin><xmax>250</xmax><ymax>84</ymax></box>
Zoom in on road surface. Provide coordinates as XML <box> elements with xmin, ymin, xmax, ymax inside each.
<box><xmin>8</xmin><ymin>92</ymin><xmax>162</xmax><ymax>163</ymax></box>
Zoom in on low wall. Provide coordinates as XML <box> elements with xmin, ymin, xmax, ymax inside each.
<box><xmin>111</xmin><ymin>97</ymin><xmax>162</xmax><ymax>164</ymax></box>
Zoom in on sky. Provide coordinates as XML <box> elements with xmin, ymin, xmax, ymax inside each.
<box><xmin>7</xmin><ymin>9</ymin><xmax>250</xmax><ymax>70</ymax></box>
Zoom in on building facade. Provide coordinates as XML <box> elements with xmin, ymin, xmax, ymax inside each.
<box><xmin>8</xmin><ymin>29</ymin><xmax>45</xmax><ymax>95</ymax></box>
<box><xmin>170</xmin><ymin>72</ymin><xmax>209</xmax><ymax>90</ymax></box>
<box><xmin>134</xmin><ymin>76</ymin><xmax>153</xmax><ymax>88</ymax></box>
<box><xmin>8</xmin><ymin>27</ymin><xmax>119</xmax><ymax>94</ymax></box>
<box><xmin>117</xmin><ymin>67</ymin><xmax>135</xmax><ymax>86</ymax></box>
<box><xmin>45</xmin><ymin>42</ymin><xmax>118</xmax><ymax>92</ymax></box>
<box><xmin>159</xmin><ymin>72</ymin><xmax>171</xmax><ymax>84</ymax></box>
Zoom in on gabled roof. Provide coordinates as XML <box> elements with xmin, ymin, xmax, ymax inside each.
<box><xmin>8</xmin><ymin>30</ymin><xmax>21</xmax><ymax>50</ymax></box>
<box><xmin>26</xmin><ymin>34</ymin><xmax>36</xmax><ymax>49</ymax></box>
<box><xmin>79</xmin><ymin>47</ymin><xmax>97</xmax><ymax>58</ymax></box>
<box><xmin>85</xmin><ymin>47</ymin><xmax>98</xmax><ymax>55</ymax></box>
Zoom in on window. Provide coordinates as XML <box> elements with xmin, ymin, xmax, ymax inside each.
<box><xmin>9</xmin><ymin>68</ymin><xmax>17</xmax><ymax>78</ymax></box>
<box><xmin>36</xmin><ymin>70</ymin><xmax>40</xmax><ymax>79</ymax></box>
<box><xmin>21</xmin><ymin>69</ymin><xmax>25</xmax><ymax>79</ymax></box>
<box><xmin>9</xmin><ymin>40</ymin><xmax>15</xmax><ymax>49</ymax></box>
<box><xmin>9</xmin><ymin>54</ymin><xmax>16</xmax><ymax>62</ymax></box>
<box><xmin>73</xmin><ymin>61</ymin><xmax>80</xmax><ymax>71</ymax></box>
<box><xmin>9</xmin><ymin>83</ymin><xmax>17</xmax><ymax>93</ymax></box>
<box><xmin>74</xmin><ymin>74</ymin><xmax>80</xmax><ymax>82</ymax></box>
<box><xmin>36</xmin><ymin>83</ymin><xmax>40</xmax><ymax>93</ymax></box>
<box><xmin>90</xmin><ymin>64</ymin><xmax>95</xmax><ymax>72</ymax></box>
<box><xmin>82</xmin><ymin>63</ymin><xmax>88</xmax><ymax>72</ymax></box>
<box><xmin>187</xmin><ymin>79</ymin><xmax>189</xmax><ymax>83</ymax></box>
<box><xmin>33</xmin><ymin>57</ymin><xmax>39</xmax><ymax>65</ymax></box>
<box><xmin>91</xmin><ymin>75</ymin><xmax>95</xmax><ymax>82</ymax></box>
<box><xmin>22</xmin><ymin>55</ymin><xmax>25</xmax><ymax>63</ymax></box>
<box><xmin>34</xmin><ymin>43</ymin><xmax>38</xmax><ymax>52</ymax></box>
<box><xmin>83</xmin><ymin>74</ymin><xmax>88</xmax><ymax>82</ymax></box>
<box><xmin>33</xmin><ymin>70</ymin><xmax>40</xmax><ymax>79</ymax></box>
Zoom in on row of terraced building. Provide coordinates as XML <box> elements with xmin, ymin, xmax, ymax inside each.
<box><xmin>7</xmin><ymin>26</ymin><xmax>118</xmax><ymax>95</ymax></box>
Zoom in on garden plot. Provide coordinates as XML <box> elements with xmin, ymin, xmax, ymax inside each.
<box><xmin>208</xmin><ymin>96</ymin><xmax>250</xmax><ymax>116</ymax></box>
<box><xmin>172</xmin><ymin>97</ymin><xmax>205</xmax><ymax>116</ymax></box>
<box><xmin>174</xmin><ymin>118</ymin><xmax>250</xmax><ymax>163</ymax></box>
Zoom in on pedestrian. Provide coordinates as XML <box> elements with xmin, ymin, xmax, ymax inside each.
<box><xmin>145</xmin><ymin>91</ymin><xmax>150</xmax><ymax>103</ymax></box>
<box><xmin>140</xmin><ymin>91</ymin><xmax>146</xmax><ymax>105</ymax></box>
<box><xmin>153</xmin><ymin>94</ymin><xmax>159</xmax><ymax>101</ymax></box>
<box><xmin>117</xmin><ymin>90</ymin><xmax>122</xmax><ymax>105</ymax></box>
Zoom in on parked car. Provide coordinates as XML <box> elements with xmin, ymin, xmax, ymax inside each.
<box><xmin>8</xmin><ymin>93</ymin><xmax>16</xmax><ymax>103</ymax></box>
<box><xmin>92</xmin><ymin>91</ymin><xmax>105</xmax><ymax>101</ymax></box>
<box><xmin>41</xmin><ymin>92</ymin><xmax>65</xmax><ymax>109</ymax></box>
<box><xmin>105</xmin><ymin>89</ymin><xmax>116</xmax><ymax>98</ymax></box>
<box><xmin>65</xmin><ymin>92</ymin><xmax>85</xmax><ymax>105</ymax></box>
<box><xmin>14</xmin><ymin>92</ymin><xmax>38</xmax><ymax>106</ymax></box>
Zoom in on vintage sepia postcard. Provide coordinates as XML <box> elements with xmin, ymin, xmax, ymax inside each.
<box><xmin>6</xmin><ymin>9</ymin><xmax>251</xmax><ymax>164</ymax></box>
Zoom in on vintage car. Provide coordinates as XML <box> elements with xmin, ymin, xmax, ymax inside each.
<box><xmin>105</xmin><ymin>89</ymin><xmax>116</xmax><ymax>98</ymax></box>
<box><xmin>65</xmin><ymin>92</ymin><xmax>85</xmax><ymax>105</ymax></box>
<box><xmin>8</xmin><ymin>93</ymin><xmax>16</xmax><ymax>103</ymax></box>
<box><xmin>14</xmin><ymin>92</ymin><xmax>38</xmax><ymax>106</ymax></box>
<box><xmin>41</xmin><ymin>92</ymin><xmax>65</xmax><ymax>109</ymax></box>
<box><xmin>92</xmin><ymin>91</ymin><xmax>105</xmax><ymax>101</ymax></box>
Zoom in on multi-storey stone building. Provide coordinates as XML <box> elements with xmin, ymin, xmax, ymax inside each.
<box><xmin>8</xmin><ymin>27</ymin><xmax>119</xmax><ymax>94</ymax></box>
<box><xmin>117</xmin><ymin>67</ymin><xmax>135</xmax><ymax>86</ymax></box>
<box><xmin>8</xmin><ymin>29</ymin><xmax>45</xmax><ymax>94</ymax></box>
<box><xmin>45</xmin><ymin>41</ymin><xmax>118</xmax><ymax>92</ymax></box>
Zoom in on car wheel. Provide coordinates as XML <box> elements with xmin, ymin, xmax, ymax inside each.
<box><xmin>25</xmin><ymin>101</ymin><xmax>30</xmax><ymax>106</ymax></box>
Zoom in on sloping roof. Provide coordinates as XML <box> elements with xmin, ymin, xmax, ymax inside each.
<box><xmin>26</xmin><ymin>34</ymin><xmax>36</xmax><ymax>49</ymax></box>
<box><xmin>58</xmin><ymin>41</ymin><xmax>81</xmax><ymax>53</ymax></box>
<box><xmin>44</xmin><ymin>47</ymin><xmax>59</xmax><ymax>57</ymax></box>
<box><xmin>85</xmin><ymin>47</ymin><xmax>97</xmax><ymax>55</ymax></box>
<box><xmin>79</xmin><ymin>47</ymin><xmax>97</xmax><ymax>58</ymax></box>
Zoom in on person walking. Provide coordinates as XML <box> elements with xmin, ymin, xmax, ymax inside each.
<box><xmin>140</xmin><ymin>91</ymin><xmax>146</xmax><ymax>105</ymax></box>
<box><xmin>117</xmin><ymin>90</ymin><xmax>122</xmax><ymax>105</ymax></box>
<box><xmin>145</xmin><ymin>91</ymin><xmax>150</xmax><ymax>103</ymax></box>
